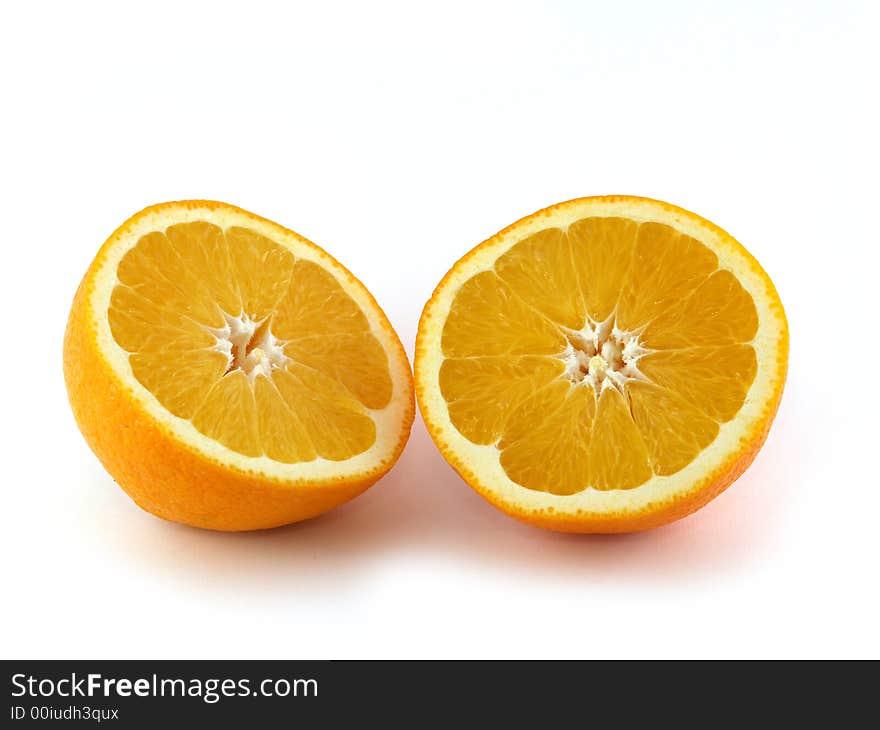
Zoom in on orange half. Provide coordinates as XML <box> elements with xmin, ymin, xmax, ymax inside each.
<box><xmin>415</xmin><ymin>196</ymin><xmax>788</xmax><ymax>532</ymax></box>
<box><xmin>64</xmin><ymin>201</ymin><xmax>414</xmax><ymax>530</ymax></box>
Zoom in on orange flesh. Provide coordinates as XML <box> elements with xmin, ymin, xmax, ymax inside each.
<box><xmin>439</xmin><ymin>217</ymin><xmax>759</xmax><ymax>494</ymax></box>
<box><xmin>108</xmin><ymin>222</ymin><xmax>391</xmax><ymax>462</ymax></box>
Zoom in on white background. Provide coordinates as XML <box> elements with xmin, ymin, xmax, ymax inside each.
<box><xmin>1</xmin><ymin>1</ymin><xmax>877</xmax><ymax>659</ymax></box>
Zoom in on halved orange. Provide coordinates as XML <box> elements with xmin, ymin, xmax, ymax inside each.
<box><xmin>64</xmin><ymin>201</ymin><xmax>414</xmax><ymax>530</ymax></box>
<box><xmin>415</xmin><ymin>196</ymin><xmax>788</xmax><ymax>532</ymax></box>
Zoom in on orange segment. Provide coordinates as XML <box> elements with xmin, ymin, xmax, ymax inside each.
<box><xmin>109</xmin><ymin>285</ymin><xmax>214</xmax><ymax>353</ymax></box>
<box><xmin>567</xmin><ymin>216</ymin><xmax>638</xmax><ymax>322</ymax></box>
<box><xmin>273</xmin><ymin>365</ymin><xmax>376</xmax><ymax>461</ymax></box>
<box><xmin>588</xmin><ymin>387</ymin><xmax>652</xmax><ymax>490</ymax></box>
<box><xmin>116</xmin><ymin>230</ymin><xmax>223</xmax><ymax>327</ymax></box>
<box><xmin>191</xmin><ymin>370</ymin><xmax>262</xmax><ymax>457</ymax></box>
<box><xmin>439</xmin><ymin>356</ymin><xmax>564</xmax><ymax>444</ymax></box>
<box><xmin>272</xmin><ymin>259</ymin><xmax>370</xmax><ymax>340</ymax></box>
<box><xmin>627</xmin><ymin>381</ymin><xmax>720</xmax><ymax>475</ymax></box>
<box><xmin>252</xmin><ymin>376</ymin><xmax>316</xmax><ymax>464</ymax></box>
<box><xmin>440</xmin><ymin>271</ymin><xmax>566</xmax><ymax>357</ymax></box>
<box><xmin>165</xmin><ymin>222</ymin><xmax>242</xmax><ymax>316</ymax></box>
<box><xmin>616</xmin><ymin>223</ymin><xmax>718</xmax><ymax>331</ymax></box>
<box><xmin>494</xmin><ymin>228</ymin><xmax>586</xmax><ymax>328</ymax></box>
<box><xmin>641</xmin><ymin>269</ymin><xmax>759</xmax><ymax>349</ymax></box>
<box><xmin>498</xmin><ymin>380</ymin><xmax>571</xmax><ymax>447</ymax></box>
<box><xmin>129</xmin><ymin>348</ymin><xmax>228</xmax><ymax>419</ymax></box>
<box><xmin>225</xmin><ymin>226</ymin><xmax>297</xmax><ymax>321</ymax></box>
<box><xmin>284</xmin><ymin>333</ymin><xmax>392</xmax><ymax>410</ymax></box>
<box><xmin>499</xmin><ymin>384</ymin><xmax>594</xmax><ymax>495</ymax></box>
<box><xmin>638</xmin><ymin>345</ymin><xmax>757</xmax><ymax>422</ymax></box>
<box><xmin>66</xmin><ymin>201</ymin><xmax>414</xmax><ymax>530</ymax></box>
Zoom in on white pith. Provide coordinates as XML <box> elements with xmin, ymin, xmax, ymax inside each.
<box><xmin>559</xmin><ymin>315</ymin><xmax>650</xmax><ymax>395</ymax></box>
<box><xmin>416</xmin><ymin>198</ymin><xmax>787</xmax><ymax>516</ymax></box>
<box><xmin>207</xmin><ymin>311</ymin><xmax>290</xmax><ymax>381</ymax></box>
<box><xmin>89</xmin><ymin>204</ymin><xmax>413</xmax><ymax>485</ymax></box>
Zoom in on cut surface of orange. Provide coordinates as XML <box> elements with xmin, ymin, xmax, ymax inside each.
<box><xmin>64</xmin><ymin>201</ymin><xmax>414</xmax><ymax>530</ymax></box>
<box><xmin>415</xmin><ymin>196</ymin><xmax>788</xmax><ymax>532</ymax></box>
